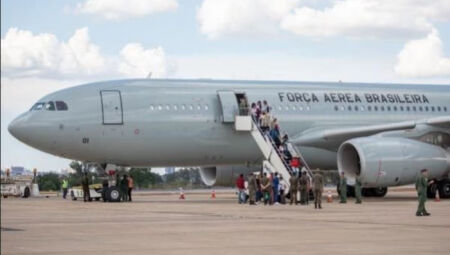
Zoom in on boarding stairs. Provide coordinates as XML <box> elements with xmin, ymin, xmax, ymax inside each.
<box><xmin>234</xmin><ymin>116</ymin><xmax>313</xmax><ymax>194</ymax></box>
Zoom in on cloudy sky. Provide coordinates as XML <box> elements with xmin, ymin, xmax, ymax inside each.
<box><xmin>2</xmin><ymin>0</ymin><xmax>450</xmax><ymax>172</ymax></box>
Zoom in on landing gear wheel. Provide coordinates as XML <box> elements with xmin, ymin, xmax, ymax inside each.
<box><xmin>427</xmin><ymin>183</ymin><xmax>437</xmax><ymax>199</ymax></box>
<box><xmin>372</xmin><ymin>187</ymin><xmax>388</xmax><ymax>197</ymax></box>
<box><xmin>22</xmin><ymin>187</ymin><xmax>30</xmax><ymax>198</ymax></box>
<box><xmin>438</xmin><ymin>179</ymin><xmax>450</xmax><ymax>198</ymax></box>
<box><xmin>362</xmin><ymin>188</ymin><xmax>373</xmax><ymax>197</ymax></box>
<box><xmin>106</xmin><ymin>186</ymin><xmax>121</xmax><ymax>202</ymax></box>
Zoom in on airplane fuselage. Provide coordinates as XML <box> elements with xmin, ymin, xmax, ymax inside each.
<box><xmin>9</xmin><ymin>79</ymin><xmax>450</xmax><ymax>170</ymax></box>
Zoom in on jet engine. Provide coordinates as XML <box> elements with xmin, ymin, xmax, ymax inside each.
<box><xmin>338</xmin><ymin>137</ymin><xmax>450</xmax><ymax>187</ymax></box>
<box><xmin>199</xmin><ymin>165</ymin><xmax>261</xmax><ymax>186</ymax></box>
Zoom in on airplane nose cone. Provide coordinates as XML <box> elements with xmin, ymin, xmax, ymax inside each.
<box><xmin>8</xmin><ymin>114</ymin><xmax>29</xmax><ymax>142</ymax></box>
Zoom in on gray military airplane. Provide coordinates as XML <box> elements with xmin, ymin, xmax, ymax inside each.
<box><xmin>8</xmin><ymin>79</ymin><xmax>450</xmax><ymax>201</ymax></box>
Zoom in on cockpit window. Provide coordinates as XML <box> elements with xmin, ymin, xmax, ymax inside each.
<box><xmin>45</xmin><ymin>101</ymin><xmax>55</xmax><ymax>111</ymax></box>
<box><xmin>31</xmin><ymin>102</ymin><xmax>45</xmax><ymax>111</ymax></box>
<box><xmin>55</xmin><ymin>101</ymin><xmax>68</xmax><ymax>111</ymax></box>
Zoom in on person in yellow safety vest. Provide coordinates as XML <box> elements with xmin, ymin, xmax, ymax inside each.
<box><xmin>61</xmin><ymin>178</ymin><xmax>68</xmax><ymax>199</ymax></box>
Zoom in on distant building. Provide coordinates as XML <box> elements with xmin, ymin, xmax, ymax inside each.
<box><xmin>165</xmin><ymin>167</ymin><xmax>175</xmax><ymax>175</ymax></box>
<box><xmin>11</xmin><ymin>166</ymin><xmax>25</xmax><ymax>176</ymax></box>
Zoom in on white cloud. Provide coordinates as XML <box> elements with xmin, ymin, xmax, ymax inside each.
<box><xmin>197</xmin><ymin>0</ymin><xmax>299</xmax><ymax>39</ymax></box>
<box><xmin>1</xmin><ymin>27</ymin><xmax>107</xmax><ymax>78</ymax></box>
<box><xmin>1</xmin><ymin>27</ymin><xmax>174</xmax><ymax>79</ymax></box>
<box><xmin>197</xmin><ymin>0</ymin><xmax>450</xmax><ymax>39</ymax></box>
<box><xmin>118</xmin><ymin>43</ymin><xmax>174</xmax><ymax>78</ymax></box>
<box><xmin>76</xmin><ymin>0</ymin><xmax>178</xmax><ymax>20</ymax></box>
<box><xmin>395</xmin><ymin>30</ymin><xmax>450</xmax><ymax>78</ymax></box>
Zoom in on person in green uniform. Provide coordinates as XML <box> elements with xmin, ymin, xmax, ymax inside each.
<box><xmin>247</xmin><ymin>173</ymin><xmax>257</xmax><ymax>205</ymax></box>
<box><xmin>261</xmin><ymin>173</ymin><xmax>271</xmax><ymax>205</ymax></box>
<box><xmin>289</xmin><ymin>174</ymin><xmax>298</xmax><ymax>205</ymax></box>
<box><xmin>313</xmin><ymin>170</ymin><xmax>324</xmax><ymax>209</ymax></box>
<box><xmin>355</xmin><ymin>176</ymin><xmax>362</xmax><ymax>204</ymax></box>
<box><xmin>299</xmin><ymin>172</ymin><xmax>309</xmax><ymax>205</ymax></box>
<box><xmin>339</xmin><ymin>172</ymin><xmax>347</xmax><ymax>203</ymax></box>
<box><xmin>82</xmin><ymin>172</ymin><xmax>91</xmax><ymax>202</ymax></box>
<box><xmin>415</xmin><ymin>169</ymin><xmax>433</xmax><ymax>216</ymax></box>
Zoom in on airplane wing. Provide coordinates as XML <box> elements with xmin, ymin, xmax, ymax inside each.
<box><xmin>292</xmin><ymin>116</ymin><xmax>450</xmax><ymax>151</ymax></box>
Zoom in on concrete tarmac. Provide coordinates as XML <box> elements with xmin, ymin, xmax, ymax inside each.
<box><xmin>2</xmin><ymin>189</ymin><xmax>450</xmax><ymax>255</ymax></box>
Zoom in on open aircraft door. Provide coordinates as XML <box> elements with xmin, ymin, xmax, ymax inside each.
<box><xmin>217</xmin><ymin>90</ymin><xmax>239</xmax><ymax>123</ymax></box>
<box><xmin>100</xmin><ymin>90</ymin><xmax>123</xmax><ymax>125</ymax></box>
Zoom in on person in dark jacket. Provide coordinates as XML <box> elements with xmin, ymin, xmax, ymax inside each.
<box><xmin>120</xmin><ymin>175</ymin><xmax>129</xmax><ymax>202</ymax></box>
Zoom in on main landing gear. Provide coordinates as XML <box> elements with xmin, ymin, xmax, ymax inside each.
<box><xmin>427</xmin><ymin>179</ymin><xmax>450</xmax><ymax>199</ymax></box>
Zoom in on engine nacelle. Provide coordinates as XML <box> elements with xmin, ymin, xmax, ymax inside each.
<box><xmin>338</xmin><ymin>137</ymin><xmax>450</xmax><ymax>187</ymax></box>
<box><xmin>199</xmin><ymin>165</ymin><xmax>260</xmax><ymax>186</ymax></box>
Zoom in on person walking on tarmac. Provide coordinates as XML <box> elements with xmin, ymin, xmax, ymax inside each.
<box><xmin>61</xmin><ymin>178</ymin><xmax>69</xmax><ymax>199</ymax></box>
<box><xmin>313</xmin><ymin>170</ymin><xmax>324</xmax><ymax>209</ymax></box>
<box><xmin>299</xmin><ymin>171</ymin><xmax>309</xmax><ymax>205</ymax></box>
<box><xmin>236</xmin><ymin>174</ymin><xmax>246</xmax><ymax>204</ymax></box>
<box><xmin>289</xmin><ymin>173</ymin><xmax>298</xmax><ymax>205</ymax></box>
<box><xmin>261</xmin><ymin>173</ymin><xmax>272</xmax><ymax>205</ymax></box>
<box><xmin>128</xmin><ymin>175</ymin><xmax>134</xmax><ymax>202</ymax></box>
<box><xmin>121</xmin><ymin>175</ymin><xmax>129</xmax><ymax>202</ymax></box>
<box><xmin>415</xmin><ymin>169</ymin><xmax>433</xmax><ymax>216</ymax></box>
<box><xmin>247</xmin><ymin>173</ymin><xmax>257</xmax><ymax>205</ymax></box>
<box><xmin>339</xmin><ymin>172</ymin><xmax>347</xmax><ymax>203</ymax></box>
<box><xmin>355</xmin><ymin>176</ymin><xmax>362</xmax><ymax>204</ymax></box>
<box><xmin>82</xmin><ymin>172</ymin><xmax>91</xmax><ymax>202</ymax></box>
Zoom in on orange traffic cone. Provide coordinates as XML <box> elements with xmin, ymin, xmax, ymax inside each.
<box><xmin>327</xmin><ymin>190</ymin><xmax>333</xmax><ymax>203</ymax></box>
<box><xmin>179</xmin><ymin>188</ymin><xmax>185</xmax><ymax>200</ymax></box>
<box><xmin>211</xmin><ymin>190</ymin><xmax>216</xmax><ymax>199</ymax></box>
<box><xmin>435</xmin><ymin>190</ymin><xmax>440</xmax><ymax>202</ymax></box>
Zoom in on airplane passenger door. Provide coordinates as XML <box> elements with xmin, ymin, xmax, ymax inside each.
<box><xmin>217</xmin><ymin>90</ymin><xmax>239</xmax><ymax>123</ymax></box>
<box><xmin>100</xmin><ymin>90</ymin><xmax>123</xmax><ymax>125</ymax></box>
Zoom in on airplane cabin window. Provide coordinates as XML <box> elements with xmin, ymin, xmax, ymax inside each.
<box><xmin>189</xmin><ymin>105</ymin><xmax>194</xmax><ymax>110</ymax></box>
<box><xmin>204</xmin><ymin>105</ymin><xmax>209</xmax><ymax>110</ymax></box>
<box><xmin>285</xmin><ymin>106</ymin><xmax>289</xmax><ymax>111</ymax></box>
<box><xmin>278</xmin><ymin>106</ymin><xmax>282</xmax><ymax>111</ymax></box>
<box><xmin>181</xmin><ymin>105</ymin><xmax>186</xmax><ymax>110</ymax></box>
<box><xmin>425</xmin><ymin>106</ymin><xmax>429</xmax><ymax>111</ymax></box>
<box><xmin>374</xmin><ymin>106</ymin><xmax>378</xmax><ymax>111</ymax></box>
<box><xmin>45</xmin><ymin>101</ymin><xmax>55</xmax><ymax>111</ymax></box>
<box><xmin>299</xmin><ymin>106</ymin><xmax>304</xmax><ymax>111</ymax></box>
<box><xmin>393</xmin><ymin>106</ymin><xmax>397</xmax><ymax>111</ymax></box>
<box><xmin>444</xmin><ymin>106</ymin><xmax>448</xmax><ymax>112</ymax></box>
<box><xmin>367</xmin><ymin>106</ymin><xmax>372</xmax><ymax>111</ymax></box>
<box><xmin>158</xmin><ymin>105</ymin><xmax>163</xmax><ymax>110</ymax></box>
<box><xmin>173</xmin><ymin>105</ymin><xmax>178</xmax><ymax>111</ymax></box>
<box><xmin>387</xmin><ymin>106</ymin><xmax>391</xmax><ymax>111</ymax></box>
<box><xmin>149</xmin><ymin>105</ymin><xmax>155</xmax><ymax>111</ymax></box>
<box><xmin>437</xmin><ymin>106</ymin><xmax>441</xmax><ymax>112</ymax></box>
<box><xmin>431</xmin><ymin>106</ymin><xmax>435</xmax><ymax>112</ymax></box>
<box><xmin>334</xmin><ymin>105</ymin><xmax>339</xmax><ymax>111</ymax></box>
<box><xmin>412</xmin><ymin>106</ymin><xmax>416</xmax><ymax>111</ymax></box>
<box><xmin>406</xmin><ymin>106</ymin><xmax>410</xmax><ymax>111</ymax></box>
<box><xmin>165</xmin><ymin>105</ymin><xmax>170</xmax><ymax>110</ymax></box>
<box><xmin>306</xmin><ymin>106</ymin><xmax>311</xmax><ymax>111</ymax></box>
<box><xmin>419</xmin><ymin>106</ymin><xmax>423</xmax><ymax>111</ymax></box>
<box><xmin>348</xmin><ymin>106</ymin><xmax>352</xmax><ymax>111</ymax></box>
<box><xmin>354</xmin><ymin>105</ymin><xmax>358</xmax><ymax>111</ymax></box>
<box><xmin>360</xmin><ymin>106</ymin><xmax>365</xmax><ymax>111</ymax></box>
<box><xmin>197</xmin><ymin>105</ymin><xmax>201</xmax><ymax>110</ymax></box>
<box><xmin>380</xmin><ymin>106</ymin><xmax>384</xmax><ymax>111</ymax></box>
<box><xmin>400</xmin><ymin>106</ymin><xmax>404</xmax><ymax>111</ymax></box>
<box><xmin>340</xmin><ymin>106</ymin><xmax>345</xmax><ymax>111</ymax></box>
<box><xmin>55</xmin><ymin>101</ymin><xmax>68</xmax><ymax>111</ymax></box>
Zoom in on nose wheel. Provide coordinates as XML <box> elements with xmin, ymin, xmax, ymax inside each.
<box><xmin>105</xmin><ymin>186</ymin><xmax>121</xmax><ymax>202</ymax></box>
